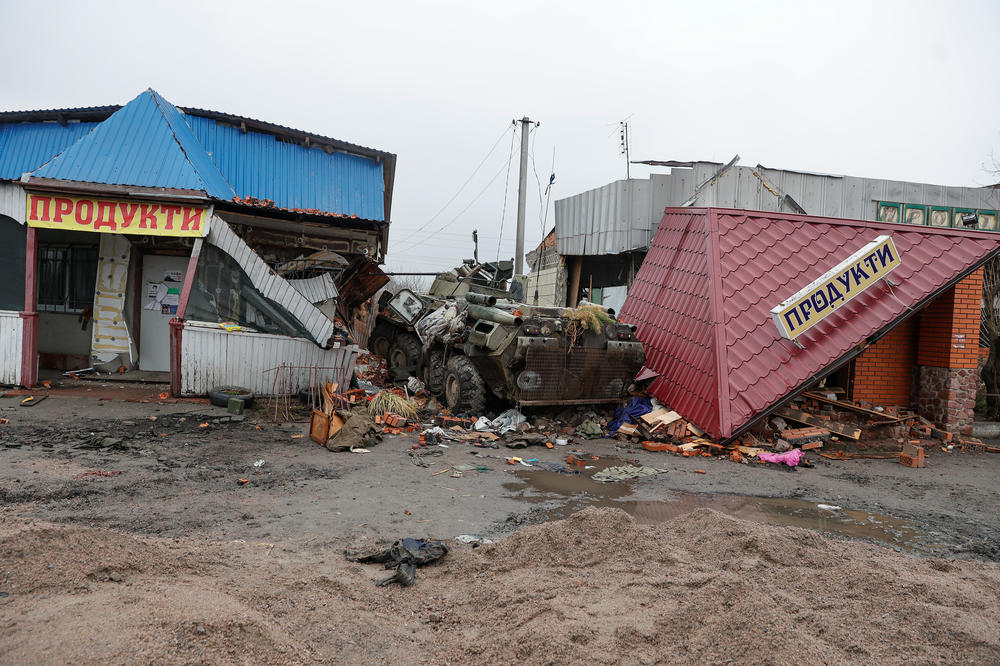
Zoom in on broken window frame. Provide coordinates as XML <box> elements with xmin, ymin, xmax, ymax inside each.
<box><xmin>953</xmin><ymin>208</ymin><xmax>976</xmax><ymax>229</ymax></box>
<box><xmin>185</xmin><ymin>243</ymin><xmax>316</xmax><ymax>342</ymax></box>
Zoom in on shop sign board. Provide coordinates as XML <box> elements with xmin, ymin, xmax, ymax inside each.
<box><xmin>771</xmin><ymin>235</ymin><xmax>900</xmax><ymax>341</ymax></box>
<box><xmin>25</xmin><ymin>193</ymin><xmax>208</xmax><ymax>237</ymax></box>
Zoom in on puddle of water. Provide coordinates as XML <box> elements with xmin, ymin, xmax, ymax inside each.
<box><xmin>503</xmin><ymin>459</ymin><xmax>941</xmax><ymax>554</ymax></box>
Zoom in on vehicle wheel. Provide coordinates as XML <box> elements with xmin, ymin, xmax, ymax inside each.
<box><xmin>425</xmin><ymin>349</ymin><xmax>446</xmax><ymax>396</ymax></box>
<box><xmin>388</xmin><ymin>333</ymin><xmax>422</xmax><ymax>373</ymax></box>
<box><xmin>209</xmin><ymin>385</ymin><xmax>254</xmax><ymax>408</ymax></box>
<box><xmin>444</xmin><ymin>355</ymin><xmax>486</xmax><ymax>415</ymax></box>
<box><xmin>369</xmin><ymin>325</ymin><xmax>393</xmax><ymax>361</ymax></box>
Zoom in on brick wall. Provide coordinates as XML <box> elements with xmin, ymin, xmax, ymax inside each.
<box><xmin>852</xmin><ymin>318</ymin><xmax>916</xmax><ymax>406</ymax></box>
<box><xmin>916</xmin><ymin>268</ymin><xmax>982</xmax><ymax>369</ymax></box>
<box><xmin>914</xmin><ymin>269</ymin><xmax>984</xmax><ymax>434</ymax></box>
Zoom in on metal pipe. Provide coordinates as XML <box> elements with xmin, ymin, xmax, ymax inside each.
<box><xmin>465</xmin><ymin>293</ymin><xmax>497</xmax><ymax>306</ymax></box>
<box><xmin>465</xmin><ymin>304</ymin><xmax>522</xmax><ymax>326</ymax></box>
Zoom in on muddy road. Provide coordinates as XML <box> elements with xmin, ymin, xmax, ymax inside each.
<box><xmin>3</xmin><ymin>387</ymin><xmax>1000</xmax><ymax>664</ymax></box>
<box><xmin>1</xmin><ymin>388</ymin><xmax>999</xmax><ymax>560</ymax></box>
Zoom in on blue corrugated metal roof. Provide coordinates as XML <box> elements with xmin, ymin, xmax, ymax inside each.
<box><xmin>29</xmin><ymin>90</ymin><xmax>234</xmax><ymax>199</ymax></box>
<box><xmin>0</xmin><ymin>121</ymin><xmax>98</xmax><ymax>180</ymax></box>
<box><xmin>3</xmin><ymin>90</ymin><xmax>389</xmax><ymax>221</ymax></box>
<box><xmin>187</xmin><ymin>115</ymin><xmax>385</xmax><ymax>221</ymax></box>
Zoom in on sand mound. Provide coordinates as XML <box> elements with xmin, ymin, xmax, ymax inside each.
<box><xmin>2</xmin><ymin>508</ymin><xmax>1000</xmax><ymax>664</ymax></box>
<box><xmin>431</xmin><ymin>507</ymin><xmax>1000</xmax><ymax>664</ymax></box>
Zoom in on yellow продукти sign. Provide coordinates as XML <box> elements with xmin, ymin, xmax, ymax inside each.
<box><xmin>771</xmin><ymin>235</ymin><xmax>901</xmax><ymax>342</ymax></box>
<box><xmin>25</xmin><ymin>193</ymin><xmax>208</xmax><ymax>237</ymax></box>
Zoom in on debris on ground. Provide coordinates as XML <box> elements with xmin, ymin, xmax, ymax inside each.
<box><xmin>345</xmin><ymin>538</ymin><xmax>448</xmax><ymax>587</ymax></box>
<box><xmin>592</xmin><ymin>464</ymin><xmax>665</xmax><ymax>482</ymax></box>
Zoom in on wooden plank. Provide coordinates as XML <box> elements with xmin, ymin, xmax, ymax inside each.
<box><xmin>802</xmin><ymin>392</ymin><xmax>904</xmax><ymax>421</ymax></box>
<box><xmin>641</xmin><ymin>408</ymin><xmax>669</xmax><ymax>424</ymax></box>
<box><xmin>776</xmin><ymin>408</ymin><xmax>861</xmax><ymax>440</ymax></box>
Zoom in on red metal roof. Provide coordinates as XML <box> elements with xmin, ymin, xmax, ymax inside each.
<box><xmin>619</xmin><ymin>207</ymin><xmax>1000</xmax><ymax>440</ymax></box>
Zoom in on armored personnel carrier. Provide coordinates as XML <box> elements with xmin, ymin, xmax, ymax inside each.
<box><xmin>369</xmin><ymin>260</ymin><xmax>644</xmax><ymax>414</ymax></box>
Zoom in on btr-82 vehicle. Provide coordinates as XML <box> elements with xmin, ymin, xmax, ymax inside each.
<box><xmin>369</xmin><ymin>260</ymin><xmax>645</xmax><ymax>414</ymax></box>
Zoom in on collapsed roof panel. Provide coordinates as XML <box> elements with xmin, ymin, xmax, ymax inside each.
<box><xmin>619</xmin><ymin>207</ymin><xmax>1000</xmax><ymax>440</ymax></box>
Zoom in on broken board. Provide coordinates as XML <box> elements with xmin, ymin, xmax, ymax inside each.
<box><xmin>802</xmin><ymin>392</ymin><xmax>905</xmax><ymax>421</ymax></box>
<box><xmin>776</xmin><ymin>408</ymin><xmax>861</xmax><ymax>440</ymax></box>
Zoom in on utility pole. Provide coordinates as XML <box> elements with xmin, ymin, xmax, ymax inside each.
<box><xmin>514</xmin><ymin>116</ymin><xmax>533</xmax><ymax>276</ymax></box>
<box><xmin>620</xmin><ymin>120</ymin><xmax>630</xmax><ymax>179</ymax></box>
<box><xmin>472</xmin><ymin>229</ymin><xmax>479</xmax><ymax>264</ymax></box>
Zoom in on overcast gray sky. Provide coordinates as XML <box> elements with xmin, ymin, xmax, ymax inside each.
<box><xmin>3</xmin><ymin>0</ymin><xmax>999</xmax><ymax>274</ymax></box>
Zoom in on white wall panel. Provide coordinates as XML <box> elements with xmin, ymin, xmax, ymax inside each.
<box><xmin>0</xmin><ymin>311</ymin><xmax>23</xmax><ymax>385</ymax></box>
<box><xmin>180</xmin><ymin>321</ymin><xmax>357</xmax><ymax>396</ymax></box>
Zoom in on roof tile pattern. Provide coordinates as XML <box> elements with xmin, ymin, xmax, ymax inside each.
<box><xmin>619</xmin><ymin>207</ymin><xmax>1000</xmax><ymax>439</ymax></box>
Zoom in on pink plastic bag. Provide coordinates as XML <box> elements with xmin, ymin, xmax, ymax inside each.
<box><xmin>758</xmin><ymin>449</ymin><xmax>805</xmax><ymax>467</ymax></box>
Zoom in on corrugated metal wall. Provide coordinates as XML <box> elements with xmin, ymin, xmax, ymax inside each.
<box><xmin>179</xmin><ymin>322</ymin><xmax>356</xmax><ymax>395</ymax></box>
<box><xmin>556</xmin><ymin>164</ymin><xmax>1000</xmax><ymax>257</ymax></box>
<box><xmin>287</xmin><ymin>274</ymin><xmax>338</xmax><ymax>305</ymax></box>
<box><xmin>0</xmin><ymin>311</ymin><xmax>23</xmax><ymax>385</ymax></box>
<box><xmin>0</xmin><ymin>182</ymin><xmax>25</xmax><ymax>223</ymax></box>
<box><xmin>186</xmin><ymin>115</ymin><xmax>385</xmax><ymax>221</ymax></box>
<box><xmin>554</xmin><ymin>180</ymin><xmax>650</xmax><ymax>255</ymax></box>
<box><xmin>0</xmin><ymin>121</ymin><xmax>97</xmax><ymax>180</ymax></box>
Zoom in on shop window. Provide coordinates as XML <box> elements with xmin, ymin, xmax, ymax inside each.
<box><xmin>903</xmin><ymin>204</ymin><xmax>926</xmax><ymax>225</ymax></box>
<box><xmin>977</xmin><ymin>210</ymin><xmax>998</xmax><ymax>231</ymax></box>
<box><xmin>186</xmin><ymin>243</ymin><xmax>314</xmax><ymax>342</ymax></box>
<box><xmin>929</xmin><ymin>206</ymin><xmax>951</xmax><ymax>227</ymax></box>
<box><xmin>37</xmin><ymin>244</ymin><xmax>98</xmax><ymax>313</ymax></box>
<box><xmin>877</xmin><ymin>202</ymin><xmax>901</xmax><ymax>223</ymax></box>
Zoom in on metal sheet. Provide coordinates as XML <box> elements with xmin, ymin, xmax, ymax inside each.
<box><xmin>287</xmin><ymin>274</ymin><xmax>338</xmax><ymax>305</ymax></box>
<box><xmin>28</xmin><ymin>90</ymin><xmax>234</xmax><ymax>199</ymax></box>
<box><xmin>206</xmin><ymin>215</ymin><xmax>335</xmax><ymax>345</ymax></box>
<box><xmin>0</xmin><ymin>121</ymin><xmax>97</xmax><ymax>180</ymax></box>
<box><xmin>0</xmin><ymin>182</ymin><xmax>25</xmax><ymax>223</ymax></box>
<box><xmin>558</xmin><ymin>163</ymin><xmax>1000</xmax><ymax>257</ymax></box>
<box><xmin>186</xmin><ymin>115</ymin><xmax>385</xmax><ymax>221</ymax></box>
<box><xmin>0</xmin><ymin>310</ymin><xmax>23</xmax><ymax>385</ymax></box>
<box><xmin>179</xmin><ymin>321</ymin><xmax>357</xmax><ymax>395</ymax></box>
<box><xmin>619</xmin><ymin>207</ymin><xmax>1000</xmax><ymax>439</ymax></box>
<box><xmin>518</xmin><ymin>344</ymin><xmax>643</xmax><ymax>404</ymax></box>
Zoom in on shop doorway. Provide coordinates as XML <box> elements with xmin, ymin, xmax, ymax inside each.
<box><xmin>139</xmin><ymin>255</ymin><xmax>188</xmax><ymax>371</ymax></box>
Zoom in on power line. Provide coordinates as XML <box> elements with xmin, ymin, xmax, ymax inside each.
<box><xmin>495</xmin><ymin>124</ymin><xmax>519</xmax><ymax>261</ymax></box>
<box><xmin>529</xmin><ymin>124</ymin><xmax>545</xmax><ymax>238</ymax></box>
<box><xmin>405</xmin><ymin>156</ymin><xmax>515</xmax><ymax>252</ymax></box>
<box><xmin>396</xmin><ymin>122</ymin><xmax>515</xmax><ymax>245</ymax></box>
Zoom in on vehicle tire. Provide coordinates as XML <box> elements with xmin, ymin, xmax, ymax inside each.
<box><xmin>388</xmin><ymin>333</ymin><xmax>422</xmax><ymax>373</ymax></box>
<box><xmin>369</xmin><ymin>324</ymin><xmax>393</xmax><ymax>361</ymax></box>
<box><xmin>209</xmin><ymin>385</ymin><xmax>254</xmax><ymax>408</ymax></box>
<box><xmin>425</xmin><ymin>349</ymin><xmax>446</xmax><ymax>396</ymax></box>
<box><xmin>444</xmin><ymin>355</ymin><xmax>486</xmax><ymax>415</ymax></box>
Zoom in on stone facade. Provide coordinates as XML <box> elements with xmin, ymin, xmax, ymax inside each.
<box><xmin>917</xmin><ymin>365</ymin><xmax>977</xmax><ymax>435</ymax></box>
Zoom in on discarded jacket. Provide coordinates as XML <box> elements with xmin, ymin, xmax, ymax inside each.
<box><xmin>345</xmin><ymin>538</ymin><xmax>449</xmax><ymax>587</ymax></box>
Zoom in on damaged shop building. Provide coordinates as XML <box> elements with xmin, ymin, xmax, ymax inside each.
<box><xmin>544</xmin><ymin>160</ymin><xmax>1000</xmax><ymax>436</ymax></box>
<box><xmin>0</xmin><ymin>89</ymin><xmax>395</xmax><ymax>395</ymax></box>
<box><xmin>617</xmin><ymin>206</ymin><xmax>1000</xmax><ymax>440</ymax></box>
